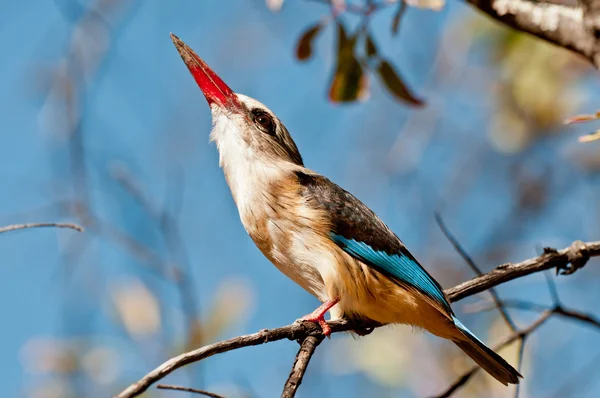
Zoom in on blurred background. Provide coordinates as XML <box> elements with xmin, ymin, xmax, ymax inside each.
<box><xmin>2</xmin><ymin>0</ymin><xmax>600</xmax><ymax>397</ymax></box>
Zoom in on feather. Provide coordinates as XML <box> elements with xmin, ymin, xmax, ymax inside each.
<box><xmin>331</xmin><ymin>234</ymin><xmax>451</xmax><ymax>314</ymax></box>
<box><xmin>295</xmin><ymin>170</ymin><xmax>452</xmax><ymax>315</ymax></box>
<box><xmin>452</xmin><ymin>316</ymin><xmax>522</xmax><ymax>385</ymax></box>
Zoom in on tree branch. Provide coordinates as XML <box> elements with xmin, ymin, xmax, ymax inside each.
<box><xmin>467</xmin><ymin>298</ymin><xmax>600</xmax><ymax>330</ymax></box>
<box><xmin>114</xmin><ymin>321</ymin><xmax>357</xmax><ymax>398</ymax></box>
<box><xmin>465</xmin><ymin>0</ymin><xmax>600</xmax><ymax>68</ymax></box>
<box><xmin>157</xmin><ymin>384</ymin><xmax>226</xmax><ymax>398</ymax></box>
<box><xmin>446</xmin><ymin>240</ymin><xmax>597</xmax><ymax>301</ymax></box>
<box><xmin>114</xmin><ymin>239</ymin><xmax>600</xmax><ymax>398</ymax></box>
<box><xmin>0</xmin><ymin>223</ymin><xmax>84</xmax><ymax>234</ymax></box>
<box><xmin>281</xmin><ymin>335</ymin><xmax>325</xmax><ymax>398</ymax></box>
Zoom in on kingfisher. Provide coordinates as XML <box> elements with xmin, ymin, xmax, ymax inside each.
<box><xmin>170</xmin><ymin>33</ymin><xmax>521</xmax><ymax>386</ymax></box>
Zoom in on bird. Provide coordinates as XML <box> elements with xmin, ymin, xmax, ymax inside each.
<box><xmin>170</xmin><ymin>33</ymin><xmax>522</xmax><ymax>386</ymax></box>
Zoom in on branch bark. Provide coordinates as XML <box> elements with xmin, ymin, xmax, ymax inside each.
<box><xmin>446</xmin><ymin>240</ymin><xmax>596</xmax><ymax>301</ymax></box>
<box><xmin>282</xmin><ymin>335</ymin><xmax>325</xmax><ymax>398</ymax></box>
<box><xmin>0</xmin><ymin>223</ymin><xmax>84</xmax><ymax>234</ymax></box>
<box><xmin>466</xmin><ymin>0</ymin><xmax>600</xmax><ymax>68</ymax></box>
<box><xmin>114</xmin><ymin>239</ymin><xmax>600</xmax><ymax>398</ymax></box>
<box><xmin>156</xmin><ymin>384</ymin><xmax>226</xmax><ymax>398</ymax></box>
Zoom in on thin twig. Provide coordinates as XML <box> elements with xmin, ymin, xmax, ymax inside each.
<box><xmin>554</xmin><ymin>306</ymin><xmax>600</xmax><ymax>330</ymax></box>
<box><xmin>436</xmin><ymin>213</ymin><xmax>516</xmax><ymax>331</ymax></box>
<box><xmin>114</xmin><ymin>239</ymin><xmax>600</xmax><ymax>398</ymax></box>
<box><xmin>281</xmin><ymin>336</ymin><xmax>325</xmax><ymax>398</ymax></box>
<box><xmin>514</xmin><ymin>336</ymin><xmax>526</xmax><ymax>398</ymax></box>
<box><xmin>465</xmin><ymin>299</ymin><xmax>600</xmax><ymax>330</ymax></box>
<box><xmin>0</xmin><ymin>223</ymin><xmax>84</xmax><ymax>234</ymax></box>
<box><xmin>464</xmin><ymin>299</ymin><xmax>550</xmax><ymax>314</ymax></box>
<box><xmin>157</xmin><ymin>384</ymin><xmax>226</xmax><ymax>398</ymax></box>
<box><xmin>544</xmin><ymin>271</ymin><xmax>560</xmax><ymax>304</ymax></box>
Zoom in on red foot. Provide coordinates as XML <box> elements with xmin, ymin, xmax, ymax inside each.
<box><xmin>298</xmin><ymin>297</ymin><xmax>340</xmax><ymax>337</ymax></box>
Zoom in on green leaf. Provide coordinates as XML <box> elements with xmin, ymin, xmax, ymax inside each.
<box><xmin>296</xmin><ymin>22</ymin><xmax>324</xmax><ymax>61</ymax></box>
<box><xmin>377</xmin><ymin>60</ymin><xmax>424</xmax><ymax>106</ymax></box>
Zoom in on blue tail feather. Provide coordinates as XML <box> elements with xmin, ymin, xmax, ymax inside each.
<box><xmin>452</xmin><ymin>316</ymin><xmax>522</xmax><ymax>385</ymax></box>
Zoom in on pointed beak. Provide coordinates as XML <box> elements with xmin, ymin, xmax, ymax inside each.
<box><xmin>170</xmin><ymin>33</ymin><xmax>242</xmax><ymax>111</ymax></box>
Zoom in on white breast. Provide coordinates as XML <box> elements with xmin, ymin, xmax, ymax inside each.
<box><xmin>267</xmin><ymin>215</ymin><xmax>336</xmax><ymax>303</ymax></box>
<box><xmin>210</xmin><ymin>109</ymin><xmax>346</xmax><ymax>309</ymax></box>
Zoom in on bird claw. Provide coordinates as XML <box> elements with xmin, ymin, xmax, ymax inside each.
<box><xmin>298</xmin><ymin>315</ymin><xmax>332</xmax><ymax>337</ymax></box>
<box><xmin>296</xmin><ymin>297</ymin><xmax>340</xmax><ymax>338</ymax></box>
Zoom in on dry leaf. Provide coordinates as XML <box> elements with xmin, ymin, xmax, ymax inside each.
<box><xmin>296</xmin><ymin>22</ymin><xmax>324</xmax><ymax>61</ymax></box>
<box><xmin>328</xmin><ymin>22</ymin><xmax>369</xmax><ymax>102</ymax></box>
<box><xmin>377</xmin><ymin>60</ymin><xmax>424</xmax><ymax>106</ymax></box>
<box><xmin>365</xmin><ymin>33</ymin><xmax>378</xmax><ymax>58</ymax></box>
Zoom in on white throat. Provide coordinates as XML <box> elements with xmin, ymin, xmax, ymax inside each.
<box><xmin>209</xmin><ymin>109</ymin><xmax>283</xmax><ymax>216</ymax></box>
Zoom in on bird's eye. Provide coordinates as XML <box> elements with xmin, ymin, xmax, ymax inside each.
<box><xmin>252</xmin><ymin>110</ymin><xmax>275</xmax><ymax>135</ymax></box>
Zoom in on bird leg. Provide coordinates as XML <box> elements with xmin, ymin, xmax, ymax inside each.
<box><xmin>297</xmin><ymin>297</ymin><xmax>340</xmax><ymax>337</ymax></box>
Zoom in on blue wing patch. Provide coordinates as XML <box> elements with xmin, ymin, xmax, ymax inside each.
<box><xmin>452</xmin><ymin>316</ymin><xmax>484</xmax><ymax>343</ymax></box>
<box><xmin>332</xmin><ymin>234</ymin><xmax>451</xmax><ymax>313</ymax></box>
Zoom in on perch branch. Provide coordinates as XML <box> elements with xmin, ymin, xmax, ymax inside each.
<box><xmin>281</xmin><ymin>335</ymin><xmax>325</xmax><ymax>398</ymax></box>
<box><xmin>446</xmin><ymin>240</ymin><xmax>596</xmax><ymax>301</ymax></box>
<box><xmin>114</xmin><ymin>321</ymin><xmax>358</xmax><ymax>398</ymax></box>
<box><xmin>114</xmin><ymin>239</ymin><xmax>600</xmax><ymax>398</ymax></box>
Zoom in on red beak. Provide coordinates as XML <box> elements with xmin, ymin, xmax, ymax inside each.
<box><xmin>170</xmin><ymin>33</ymin><xmax>242</xmax><ymax>111</ymax></box>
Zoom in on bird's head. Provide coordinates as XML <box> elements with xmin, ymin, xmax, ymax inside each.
<box><xmin>171</xmin><ymin>33</ymin><xmax>303</xmax><ymax>167</ymax></box>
